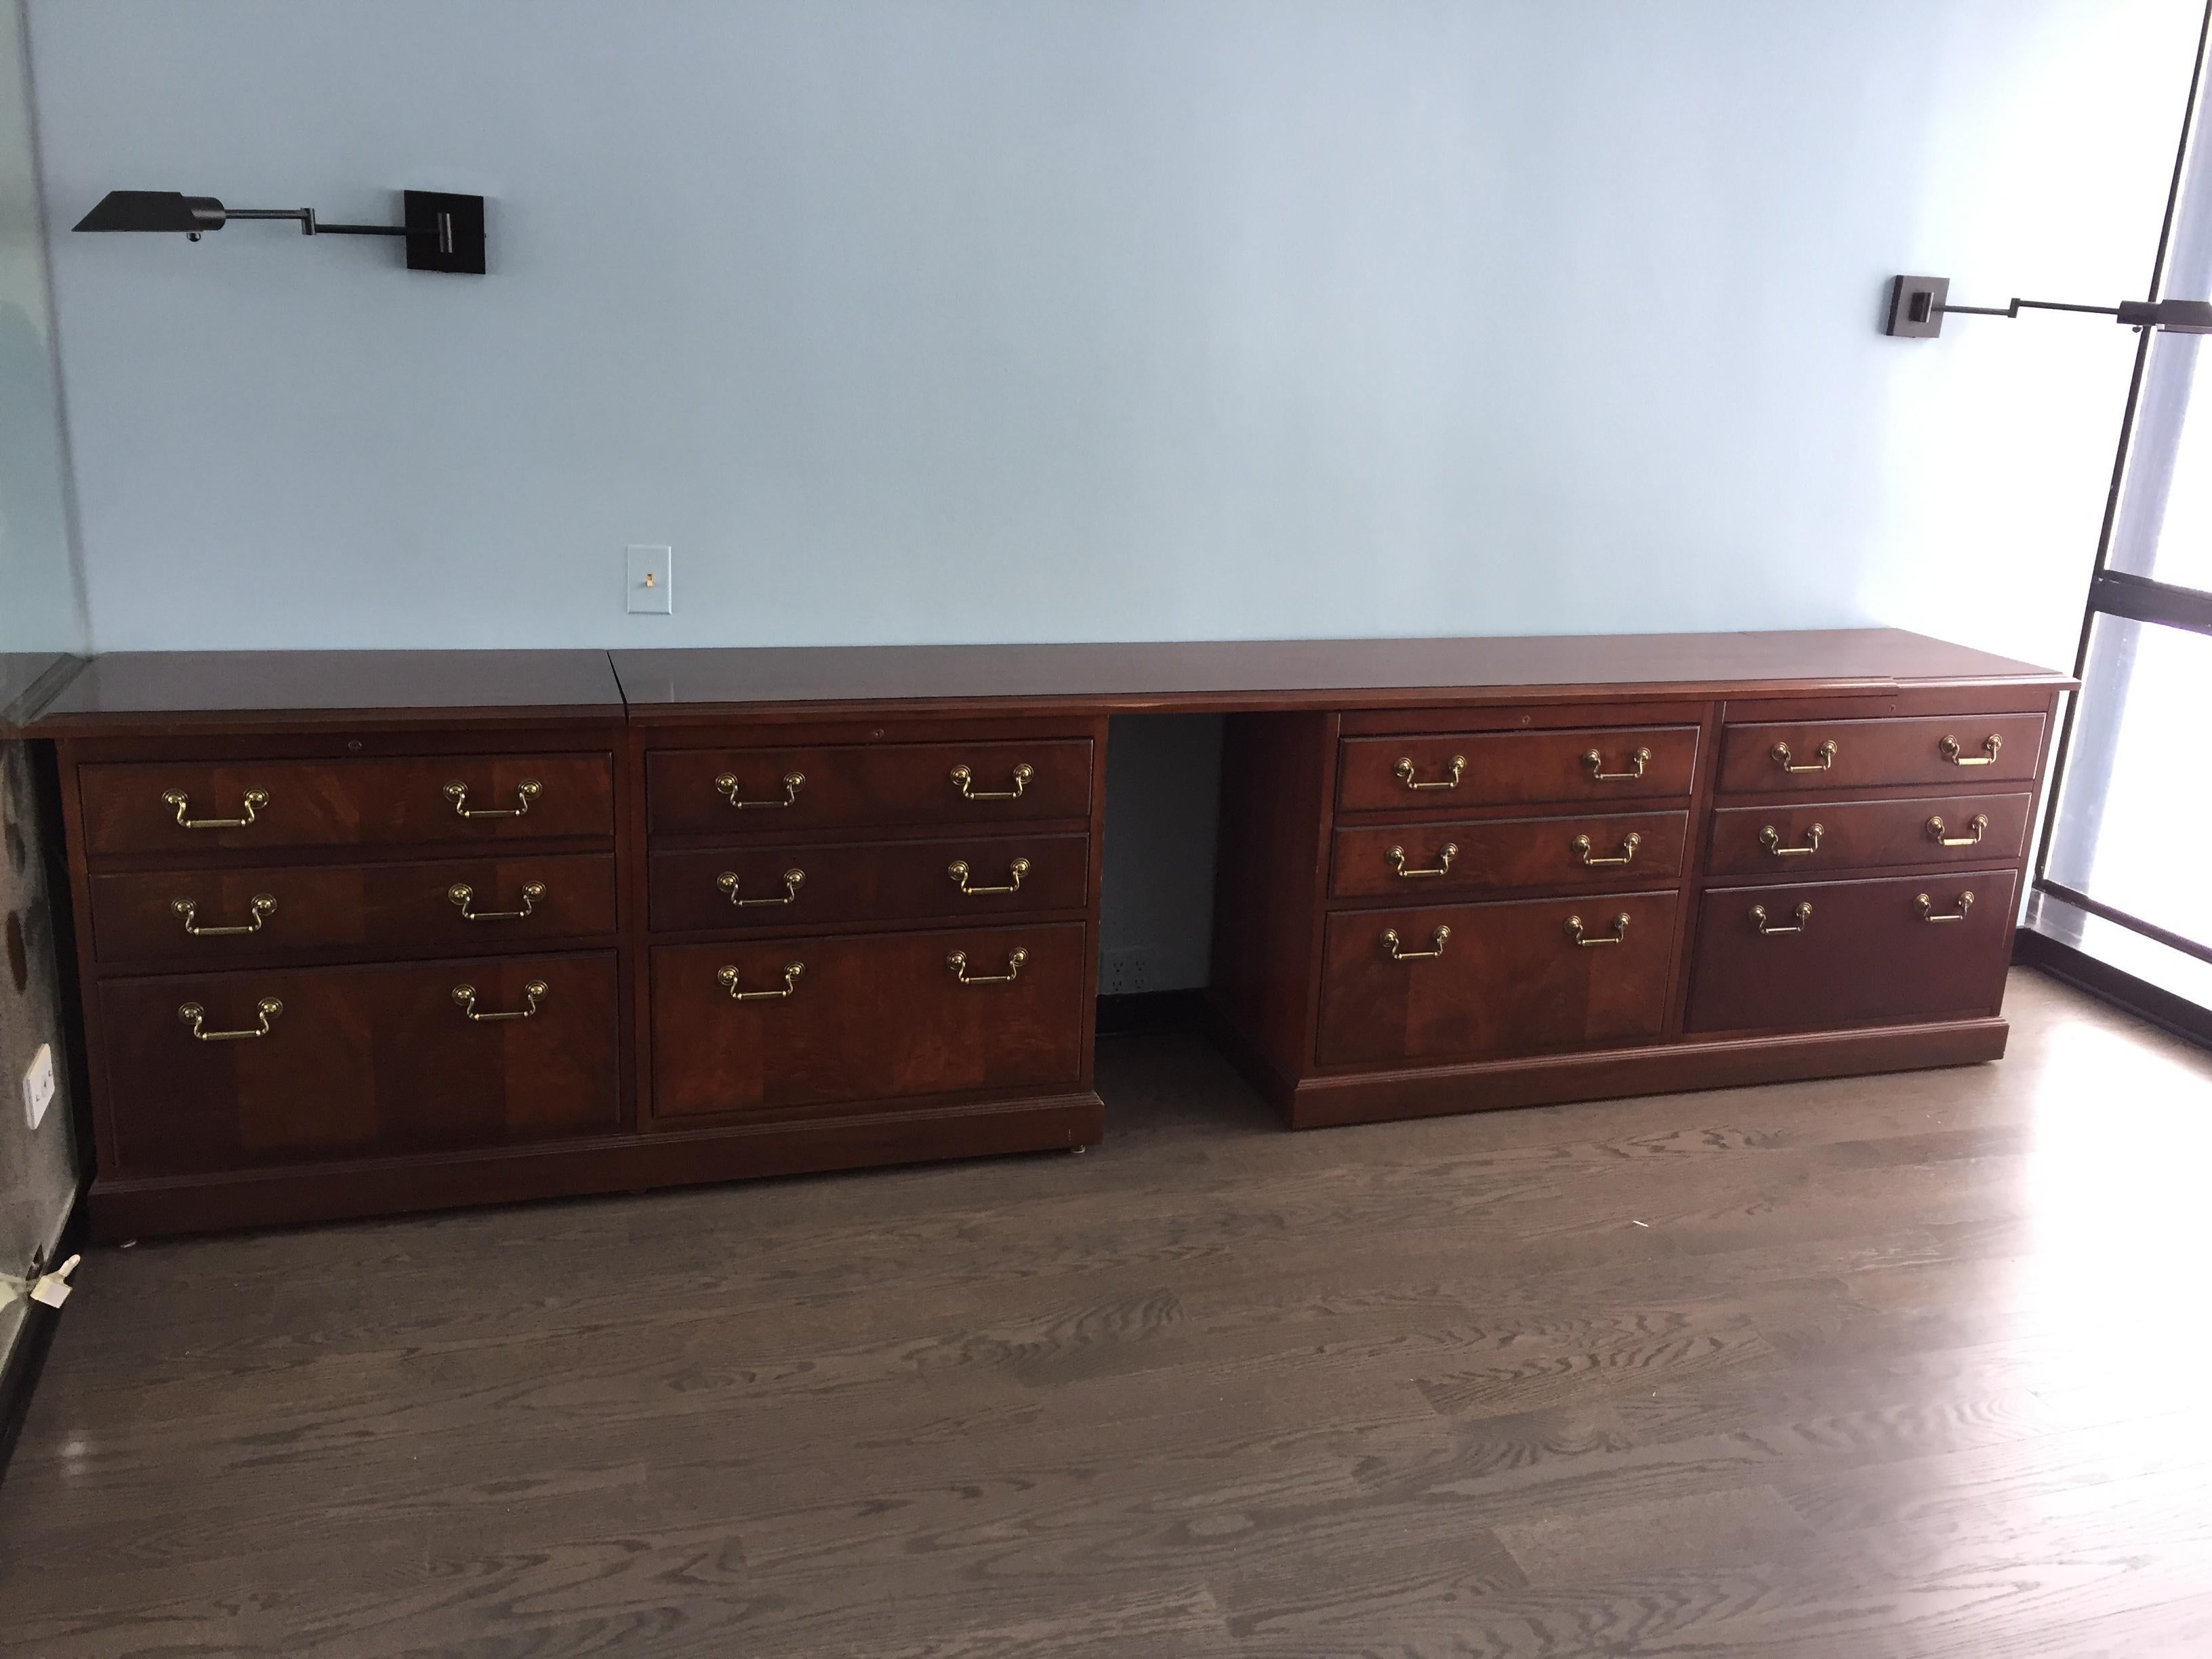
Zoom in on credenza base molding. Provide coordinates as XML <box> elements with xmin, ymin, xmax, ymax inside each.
<box><xmin>86</xmin><ymin>1091</ymin><xmax>1105</xmax><ymax>1242</ymax></box>
<box><xmin>1276</xmin><ymin>1019</ymin><xmax>2010</xmax><ymax>1130</ymax></box>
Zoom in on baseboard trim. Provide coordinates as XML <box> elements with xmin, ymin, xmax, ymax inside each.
<box><xmin>91</xmin><ymin>1091</ymin><xmax>1105</xmax><ymax>1241</ymax></box>
<box><xmin>1283</xmin><ymin>1019</ymin><xmax>2010</xmax><ymax>1130</ymax></box>
<box><xmin>0</xmin><ymin>1184</ymin><xmax>87</xmax><ymax>1488</ymax></box>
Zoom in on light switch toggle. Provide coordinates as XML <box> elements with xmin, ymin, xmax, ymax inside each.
<box><xmin>627</xmin><ymin>545</ymin><xmax>673</xmax><ymax>614</ymax></box>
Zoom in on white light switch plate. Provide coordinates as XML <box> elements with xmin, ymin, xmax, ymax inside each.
<box><xmin>626</xmin><ymin>545</ymin><xmax>673</xmax><ymax>614</ymax></box>
<box><xmin>23</xmin><ymin>1043</ymin><xmax>55</xmax><ymax>1131</ymax></box>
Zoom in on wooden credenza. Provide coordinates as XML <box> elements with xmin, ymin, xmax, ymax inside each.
<box><xmin>29</xmin><ymin>630</ymin><xmax>2070</xmax><ymax>1237</ymax></box>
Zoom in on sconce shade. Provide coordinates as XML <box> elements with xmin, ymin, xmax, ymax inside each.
<box><xmin>74</xmin><ymin>190</ymin><xmax>226</xmax><ymax>233</ymax></box>
<box><xmin>2120</xmin><ymin>298</ymin><xmax>2212</xmax><ymax>333</ymax></box>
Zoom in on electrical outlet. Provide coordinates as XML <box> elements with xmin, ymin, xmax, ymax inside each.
<box><xmin>22</xmin><ymin>1043</ymin><xmax>55</xmax><ymax>1131</ymax></box>
<box><xmin>626</xmin><ymin>545</ymin><xmax>673</xmax><ymax>614</ymax></box>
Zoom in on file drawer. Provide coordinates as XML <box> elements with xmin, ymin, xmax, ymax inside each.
<box><xmin>1717</xmin><ymin>714</ymin><xmax>2045</xmax><ymax>795</ymax></box>
<box><xmin>649</xmin><ymin>834</ymin><xmax>1090</xmax><ymax>933</ymax></box>
<box><xmin>89</xmin><ymin>853</ymin><xmax>619</xmax><ymax>966</ymax></box>
<box><xmin>1685</xmin><ymin>869</ymin><xmax>2018</xmax><ymax>1033</ymax></box>
<box><xmin>647</xmin><ymin>739</ymin><xmax>1094</xmax><ymax>834</ymax></box>
<box><xmin>1705</xmin><ymin>794</ymin><xmax>2034</xmax><ymax>879</ymax></box>
<box><xmin>98</xmin><ymin>951</ymin><xmax>622</xmax><ymax>1174</ymax></box>
<box><xmin>78</xmin><ymin>753</ymin><xmax>616</xmax><ymax>856</ymax></box>
<box><xmin>1330</xmin><ymin>810</ymin><xmax>1687</xmax><ymax>900</ymax></box>
<box><xmin>1336</xmin><ymin>726</ymin><xmax>1698</xmax><ymax>813</ymax></box>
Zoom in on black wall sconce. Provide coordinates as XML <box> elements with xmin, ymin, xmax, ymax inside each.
<box><xmin>1885</xmin><ymin>274</ymin><xmax>2212</xmax><ymax>337</ymax></box>
<box><xmin>73</xmin><ymin>188</ymin><xmax>486</xmax><ymax>274</ymax></box>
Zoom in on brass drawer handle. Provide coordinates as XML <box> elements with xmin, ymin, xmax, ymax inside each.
<box><xmin>1394</xmin><ymin>754</ymin><xmax>1465</xmax><ymax>792</ymax></box>
<box><xmin>715</xmin><ymin>771</ymin><xmax>804</xmax><ymax>809</ymax></box>
<box><xmin>445</xmin><ymin>779</ymin><xmax>540</xmax><ymax>819</ymax></box>
<box><xmin>448</xmin><ymin>881</ymin><xmax>546</xmax><ymax>922</ymax></box>
<box><xmin>1564</xmin><ymin>912</ymin><xmax>1631</xmax><ymax>947</ymax></box>
<box><xmin>947</xmin><ymin>947</ymin><xmax>1027</xmax><ymax>984</ymax></box>
<box><xmin>1388</xmin><ymin>843</ymin><xmax>1458</xmax><ymax>878</ymax></box>
<box><xmin>1771</xmin><ymin>740</ymin><xmax>1838</xmax><ymax>774</ymax></box>
<box><xmin>949</xmin><ymin>857</ymin><xmax>1030</xmax><ymax>895</ymax></box>
<box><xmin>1917</xmin><ymin>890</ymin><xmax>1976</xmax><ymax>924</ymax></box>
<box><xmin>717</xmin><ymin>962</ymin><xmax>804</xmax><ymax>1000</ymax></box>
<box><xmin>178</xmin><ymin>997</ymin><xmax>282</xmax><ymax>1041</ymax></box>
<box><xmin>1572</xmin><ymin>832</ymin><xmax>1641</xmax><ymax>868</ymax></box>
<box><xmin>1583</xmin><ymin>746</ymin><xmax>1652</xmax><ymax>781</ymax></box>
<box><xmin>1940</xmin><ymin>734</ymin><xmax>2003</xmax><ymax>767</ymax></box>
<box><xmin>717</xmin><ymin>869</ymin><xmax>805</xmax><ymax>907</ymax></box>
<box><xmin>172</xmin><ymin>894</ymin><xmax>276</xmax><ymax>937</ymax></box>
<box><xmin>1380</xmin><ymin>925</ymin><xmax>1450</xmax><ymax>960</ymax></box>
<box><xmin>452</xmin><ymin>980</ymin><xmax>548</xmax><ymax>1021</ymax></box>
<box><xmin>1926</xmin><ymin>813</ymin><xmax>1989</xmax><ymax>848</ymax></box>
<box><xmin>163</xmin><ymin>788</ymin><xmax>268</xmax><ymax>830</ymax></box>
<box><xmin>1750</xmin><ymin>900</ymin><xmax>1813</xmax><ymax>936</ymax></box>
<box><xmin>1759</xmin><ymin>822</ymin><xmax>1824</xmax><ymax>858</ymax></box>
<box><xmin>951</xmin><ymin>763</ymin><xmax>1034</xmax><ymax>801</ymax></box>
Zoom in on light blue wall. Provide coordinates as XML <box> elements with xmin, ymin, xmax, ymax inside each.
<box><xmin>20</xmin><ymin>0</ymin><xmax>2205</xmax><ymax>989</ymax></box>
<box><xmin>1</xmin><ymin>0</ymin><xmax>83</xmax><ymax>1372</ymax></box>
<box><xmin>27</xmin><ymin>0</ymin><xmax>2200</xmax><ymax>670</ymax></box>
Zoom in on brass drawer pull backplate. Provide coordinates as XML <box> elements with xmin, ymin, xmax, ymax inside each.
<box><xmin>446</xmin><ymin>779</ymin><xmax>541</xmax><ymax>819</ymax></box>
<box><xmin>718</xmin><ymin>869</ymin><xmax>805</xmax><ymax>907</ymax></box>
<box><xmin>1751</xmin><ymin>901</ymin><xmax>1814</xmax><ymax>936</ymax></box>
<box><xmin>947</xmin><ymin>947</ymin><xmax>1027</xmax><ymax>984</ymax></box>
<box><xmin>164</xmin><ymin>788</ymin><xmax>268</xmax><ymax>830</ymax></box>
<box><xmin>173</xmin><ymin>894</ymin><xmax>276</xmax><ymax>937</ymax></box>
<box><xmin>178</xmin><ymin>997</ymin><xmax>282</xmax><ymax>1041</ymax></box>
<box><xmin>452</xmin><ymin>981</ymin><xmax>548</xmax><ymax>1021</ymax></box>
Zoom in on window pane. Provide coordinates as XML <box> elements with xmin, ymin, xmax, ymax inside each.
<box><xmin>2045</xmin><ymin>614</ymin><xmax>2212</xmax><ymax>951</ymax></box>
<box><xmin>2107</xmin><ymin>332</ymin><xmax>2212</xmax><ymax>594</ymax></box>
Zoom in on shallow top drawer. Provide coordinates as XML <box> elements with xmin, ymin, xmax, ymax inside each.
<box><xmin>648</xmin><ymin>740</ymin><xmax>1094</xmax><ymax>834</ymax></box>
<box><xmin>1718</xmin><ymin>712</ymin><xmax>2045</xmax><ymax>795</ymax></box>
<box><xmin>77</xmin><ymin>754</ymin><xmax>615</xmax><ymax>857</ymax></box>
<box><xmin>1336</xmin><ymin>726</ymin><xmax>1698</xmax><ymax>813</ymax></box>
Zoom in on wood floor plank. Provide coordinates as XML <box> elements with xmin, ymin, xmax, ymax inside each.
<box><xmin>3</xmin><ymin>968</ymin><xmax>2209</xmax><ymax>1658</ymax></box>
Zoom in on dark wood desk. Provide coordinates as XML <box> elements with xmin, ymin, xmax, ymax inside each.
<box><xmin>28</xmin><ymin>630</ymin><xmax>2071</xmax><ymax>1237</ymax></box>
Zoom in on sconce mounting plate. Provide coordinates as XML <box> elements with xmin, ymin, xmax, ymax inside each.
<box><xmin>1885</xmin><ymin>275</ymin><xmax>1950</xmax><ymax>337</ymax></box>
<box><xmin>404</xmin><ymin>190</ymin><xmax>485</xmax><ymax>274</ymax></box>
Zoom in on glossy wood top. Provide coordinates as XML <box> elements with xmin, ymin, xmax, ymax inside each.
<box><xmin>613</xmin><ymin>628</ymin><xmax>2069</xmax><ymax>718</ymax></box>
<box><xmin>0</xmin><ymin>651</ymin><xmax>81</xmax><ymax>733</ymax></box>
<box><xmin>28</xmin><ymin>650</ymin><xmax>625</xmax><ymax>735</ymax></box>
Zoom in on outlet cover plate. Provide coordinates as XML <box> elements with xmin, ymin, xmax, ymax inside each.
<box><xmin>626</xmin><ymin>545</ymin><xmax>673</xmax><ymax>614</ymax></box>
<box><xmin>23</xmin><ymin>1042</ymin><xmax>54</xmax><ymax>1131</ymax></box>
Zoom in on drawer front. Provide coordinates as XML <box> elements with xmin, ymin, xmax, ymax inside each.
<box><xmin>647</xmin><ymin>740</ymin><xmax>1094</xmax><ymax>834</ymax></box>
<box><xmin>1718</xmin><ymin>713</ymin><xmax>2045</xmax><ymax>795</ymax></box>
<box><xmin>98</xmin><ymin>952</ymin><xmax>621</xmax><ymax>1174</ymax></box>
<box><xmin>1706</xmin><ymin>793</ymin><xmax>2034</xmax><ymax>879</ymax></box>
<box><xmin>649</xmin><ymin>833</ymin><xmax>1090</xmax><ymax>933</ymax></box>
<box><xmin>1315</xmin><ymin>893</ymin><xmax>1677</xmax><ymax>1067</ymax></box>
<box><xmin>1330</xmin><ymin>810</ymin><xmax>1687</xmax><ymax>900</ymax></box>
<box><xmin>79</xmin><ymin>754</ymin><xmax>615</xmax><ymax>857</ymax></box>
<box><xmin>651</xmin><ymin>923</ymin><xmax>1086</xmax><ymax>1120</ymax></box>
<box><xmin>1336</xmin><ymin>726</ymin><xmax>1698</xmax><ymax>813</ymax></box>
<box><xmin>89</xmin><ymin>853</ymin><xmax>618</xmax><ymax>966</ymax></box>
<box><xmin>1685</xmin><ymin>869</ymin><xmax>2018</xmax><ymax>1034</ymax></box>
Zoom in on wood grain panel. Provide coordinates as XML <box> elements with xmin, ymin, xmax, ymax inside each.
<box><xmin>646</xmin><ymin>739</ymin><xmax>1093</xmax><ymax>834</ymax></box>
<box><xmin>1686</xmin><ymin>869</ymin><xmax>2020</xmax><ymax>1033</ymax></box>
<box><xmin>649</xmin><ymin>833</ymin><xmax>1088</xmax><ymax>934</ymax></box>
<box><xmin>1705</xmin><ymin>792</ymin><xmax>2034</xmax><ymax>879</ymax></box>
<box><xmin>78</xmin><ymin>753</ymin><xmax>615</xmax><ymax>855</ymax></box>
<box><xmin>1315</xmin><ymin>893</ymin><xmax>1678</xmax><ymax>1067</ymax></box>
<box><xmin>89</xmin><ymin>853</ymin><xmax>617</xmax><ymax>966</ymax></box>
<box><xmin>1330</xmin><ymin>809</ymin><xmax>1687</xmax><ymax>899</ymax></box>
<box><xmin>1336</xmin><ymin>727</ymin><xmax>1698</xmax><ymax>813</ymax></box>
<box><xmin>650</xmin><ymin>924</ymin><xmax>1087</xmax><ymax>1120</ymax></box>
<box><xmin>97</xmin><ymin>952</ymin><xmax>621</xmax><ymax>1173</ymax></box>
<box><xmin>1718</xmin><ymin>713</ymin><xmax>2047</xmax><ymax>795</ymax></box>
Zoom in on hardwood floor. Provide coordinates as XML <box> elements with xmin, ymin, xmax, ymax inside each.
<box><xmin>5</xmin><ymin>967</ymin><xmax>2211</xmax><ymax>1657</ymax></box>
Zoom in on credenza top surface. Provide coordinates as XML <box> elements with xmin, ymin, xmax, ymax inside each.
<box><xmin>611</xmin><ymin>628</ymin><xmax>2068</xmax><ymax>717</ymax></box>
<box><xmin>22</xmin><ymin>630</ymin><xmax>2070</xmax><ymax>734</ymax></box>
<box><xmin>29</xmin><ymin>649</ymin><xmax>626</xmax><ymax>734</ymax></box>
